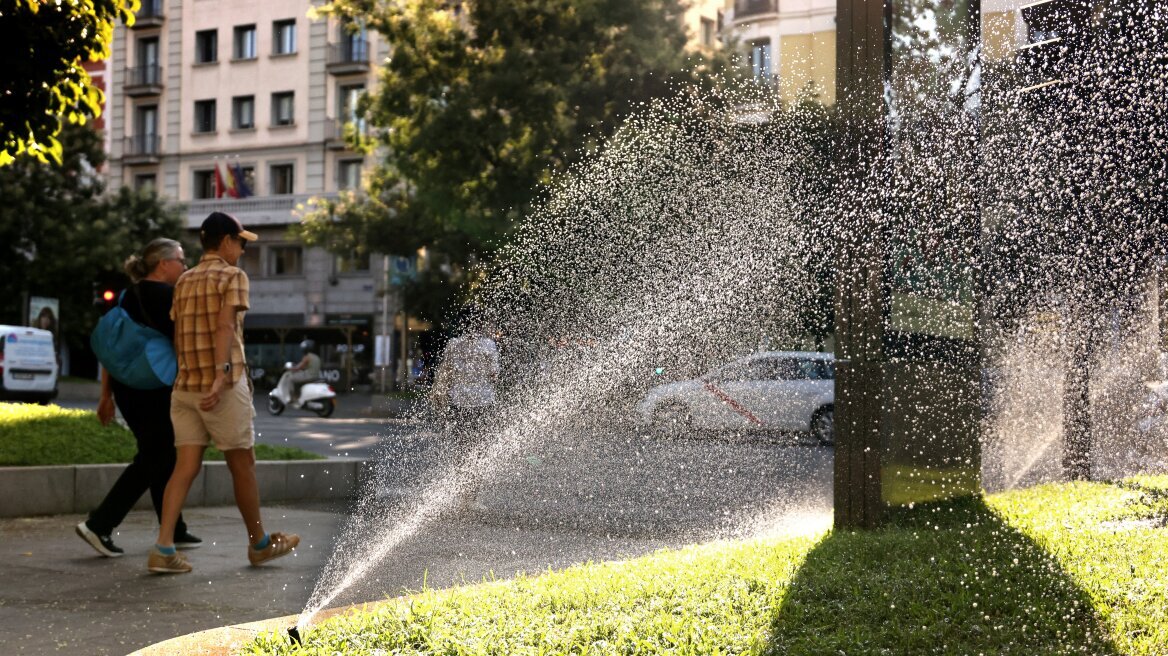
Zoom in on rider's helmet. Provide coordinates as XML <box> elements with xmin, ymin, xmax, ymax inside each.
<box><xmin>299</xmin><ymin>339</ymin><xmax>315</xmax><ymax>353</ymax></box>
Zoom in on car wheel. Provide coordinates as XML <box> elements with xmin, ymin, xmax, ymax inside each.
<box><xmin>654</xmin><ymin>402</ymin><xmax>693</xmax><ymax>436</ymax></box>
<box><xmin>267</xmin><ymin>396</ymin><xmax>285</xmax><ymax>416</ymax></box>
<box><xmin>314</xmin><ymin>399</ymin><xmax>336</xmax><ymax>418</ymax></box>
<box><xmin>810</xmin><ymin>405</ymin><xmax>834</xmax><ymax>446</ymax></box>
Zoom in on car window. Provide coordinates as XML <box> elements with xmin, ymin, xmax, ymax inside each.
<box><xmin>709</xmin><ymin>362</ymin><xmax>748</xmax><ymax>382</ymax></box>
<box><xmin>747</xmin><ymin>357</ymin><xmax>806</xmax><ymax>381</ymax></box>
<box><xmin>798</xmin><ymin>359</ymin><xmax>834</xmax><ymax>380</ymax></box>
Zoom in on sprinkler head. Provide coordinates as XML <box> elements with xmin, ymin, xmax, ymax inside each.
<box><xmin>288</xmin><ymin>626</ymin><xmax>302</xmax><ymax>645</ymax></box>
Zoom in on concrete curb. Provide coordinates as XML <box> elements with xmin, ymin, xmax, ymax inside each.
<box><xmin>54</xmin><ymin>380</ymin><xmax>102</xmax><ymax>401</ymax></box>
<box><xmin>0</xmin><ymin>458</ymin><xmax>373</xmax><ymax>518</ymax></box>
<box><xmin>128</xmin><ymin>602</ymin><xmax>384</xmax><ymax>655</ymax></box>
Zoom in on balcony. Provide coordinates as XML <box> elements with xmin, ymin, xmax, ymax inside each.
<box><xmin>133</xmin><ymin>0</ymin><xmax>165</xmax><ymax>28</ymax></box>
<box><xmin>326</xmin><ymin>41</ymin><xmax>370</xmax><ymax>75</ymax></box>
<box><xmin>123</xmin><ymin>135</ymin><xmax>161</xmax><ymax>165</ymax></box>
<box><xmin>186</xmin><ymin>192</ymin><xmax>341</xmax><ymax>228</ymax></box>
<box><xmin>125</xmin><ymin>64</ymin><xmax>164</xmax><ymax>96</ymax></box>
<box><xmin>734</xmin><ymin>0</ymin><xmax>778</xmax><ymax>19</ymax></box>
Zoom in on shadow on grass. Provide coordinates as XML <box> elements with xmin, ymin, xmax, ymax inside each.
<box><xmin>765</xmin><ymin>496</ymin><xmax>1117</xmax><ymax>655</ymax></box>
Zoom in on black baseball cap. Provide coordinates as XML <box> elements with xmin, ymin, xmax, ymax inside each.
<box><xmin>200</xmin><ymin>211</ymin><xmax>258</xmax><ymax>243</ymax></box>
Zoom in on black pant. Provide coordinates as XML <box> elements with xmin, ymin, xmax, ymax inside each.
<box><xmin>86</xmin><ymin>382</ymin><xmax>188</xmax><ymax>537</ymax></box>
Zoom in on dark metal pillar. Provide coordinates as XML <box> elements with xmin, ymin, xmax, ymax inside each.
<box><xmin>833</xmin><ymin>0</ymin><xmax>889</xmax><ymax>530</ymax></box>
<box><xmin>833</xmin><ymin>0</ymin><xmax>984</xmax><ymax>529</ymax></box>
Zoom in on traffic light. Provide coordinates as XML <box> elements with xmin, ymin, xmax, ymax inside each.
<box><xmin>1016</xmin><ymin>0</ymin><xmax>1094</xmax><ymax>97</ymax></box>
<box><xmin>92</xmin><ymin>280</ymin><xmax>119</xmax><ymax>313</ymax></box>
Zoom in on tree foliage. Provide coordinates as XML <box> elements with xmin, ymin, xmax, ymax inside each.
<box><xmin>0</xmin><ymin>0</ymin><xmax>137</xmax><ymax>166</ymax></box>
<box><xmin>297</xmin><ymin>0</ymin><xmax>733</xmax><ymax>323</ymax></box>
<box><xmin>0</xmin><ymin>125</ymin><xmax>185</xmax><ymax>352</ymax></box>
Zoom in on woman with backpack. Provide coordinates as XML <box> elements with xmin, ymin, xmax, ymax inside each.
<box><xmin>76</xmin><ymin>238</ymin><xmax>202</xmax><ymax>557</ymax></box>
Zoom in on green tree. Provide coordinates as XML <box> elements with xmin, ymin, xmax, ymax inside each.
<box><xmin>298</xmin><ymin>0</ymin><xmax>732</xmax><ymax>325</ymax></box>
<box><xmin>0</xmin><ymin>0</ymin><xmax>136</xmax><ymax>166</ymax></box>
<box><xmin>0</xmin><ymin>124</ymin><xmax>185</xmax><ymax>356</ymax></box>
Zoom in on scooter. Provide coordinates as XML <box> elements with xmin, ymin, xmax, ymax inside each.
<box><xmin>268</xmin><ymin>363</ymin><xmax>337</xmax><ymax>417</ymax></box>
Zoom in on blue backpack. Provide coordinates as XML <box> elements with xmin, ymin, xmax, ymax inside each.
<box><xmin>90</xmin><ymin>288</ymin><xmax>177</xmax><ymax>390</ymax></box>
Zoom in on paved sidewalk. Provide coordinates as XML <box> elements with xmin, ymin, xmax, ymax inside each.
<box><xmin>0</xmin><ymin>500</ymin><xmax>684</xmax><ymax>656</ymax></box>
<box><xmin>0</xmin><ymin>425</ymin><xmax>833</xmax><ymax>655</ymax></box>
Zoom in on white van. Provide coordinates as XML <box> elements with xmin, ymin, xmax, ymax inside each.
<box><xmin>0</xmin><ymin>325</ymin><xmax>59</xmax><ymax>403</ymax></box>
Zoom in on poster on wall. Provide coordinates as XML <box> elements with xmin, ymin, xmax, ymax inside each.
<box><xmin>28</xmin><ymin>296</ymin><xmax>59</xmax><ymax>340</ymax></box>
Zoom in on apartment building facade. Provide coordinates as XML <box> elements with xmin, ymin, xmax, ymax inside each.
<box><xmin>720</xmin><ymin>0</ymin><xmax>1031</xmax><ymax>106</ymax></box>
<box><xmin>104</xmin><ymin>0</ymin><xmax>390</xmax><ymax>389</ymax></box>
<box><xmin>102</xmin><ymin>0</ymin><xmax>743</xmax><ymax>389</ymax></box>
<box><xmin>723</xmin><ymin>0</ymin><xmax>837</xmax><ymax>104</ymax></box>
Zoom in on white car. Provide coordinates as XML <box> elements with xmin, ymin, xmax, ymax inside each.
<box><xmin>636</xmin><ymin>351</ymin><xmax>835</xmax><ymax>444</ymax></box>
<box><xmin>0</xmin><ymin>325</ymin><xmax>59</xmax><ymax>404</ymax></box>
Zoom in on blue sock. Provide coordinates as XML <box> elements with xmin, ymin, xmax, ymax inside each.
<box><xmin>252</xmin><ymin>534</ymin><xmax>271</xmax><ymax>551</ymax></box>
<box><xmin>155</xmin><ymin>544</ymin><xmax>176</xmax><ymax>555</ymax></box>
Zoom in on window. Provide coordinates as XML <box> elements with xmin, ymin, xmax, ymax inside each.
<box><xmin>710</xmin><ymin>361</ymin><xmax>750</xmax><ymax>383</ymax></box>
<box><xmin>747</xmin><ymin>358</ymin><xmax>805</xmax><ymax>381</ymax></box>
<box><xmin>337</xmin><ymin>158</ymin><xmax>362</xmax><ymax>189</ymax></box>
<box><xmin>232</xmin><ymin>95</ymin><xmax>255</xmax><ymax>129</ymax></box>
<box><xmin>134</xmin><ymin>174</ymin><xmax>156</xmax><ymax>191</ymax></box>
<box><xmin>267</xmin><ymin>246</ymin><xmax>303</xmax><ymax>276</ymax></box>
<box><xmin>195</xmin><ymin>29</ymin><xmax>218</xmax><ymax>63</ymax></box>
<box><xmin>340</xmin><ymin>23</ymin><xmax>368</xmax><ymax>61</ymax></box>
<box><xmin>273</xmin><ymin>19</ymin><xmax>296</xmax><ymax>55</ymax></box>
<box><xmin>233</xmin><ymin>24</ymin><xmax>257</xmax><ymax>60</ymax></box>
<box><xmin>335</xmin><ymin>250</ymin><xmax>370</xmax><ymax>274</ymax></box>
<box><xmin>271</xmin><ymin>91</ymin><xmax>294</xmax><ymax>126</ymax></box>
<box><xmin>236</xmin><ymin>165</ymin><xmax>256</xmax><ymax>195</ymax></box>
<box><xmin>804</xmin><ymin>359</ymin><xmax>835</xmax><ymax>380</ymax></box>
<box><xmin>134</xmin><ymin>104</ymin><xmax>159</xmax><ymax>154</ymax></box>
<box><xmin>270</xmin><ymin>163</ymin><xmax>294</xmax><ymax>195</ymax></box>
<box><xmin>135</xmin><ymin>37</ymin><xmax>161</xmax><ymax>85</ymax></box>
<box><xmin>240</xmin><ymin>247</ymin><xmax>263</xmax><ymax>276</ymax></box>
<box><xmin>750</xmin><ymin>40</ymin><xmax>772</xmax><ymax>82</ymax></box>
<box><xmin>193</xmin><ymin>169</ymin><xmax>216</xmax><ymax>199</ymax></box>
<box><xmin>136</xmin><ymin>104</ymin><xmax>158</xmax><ymax>137</ymax></box>
<box><xmin>701</xmin><ymin>17</ymin><xmax>716</xmax><ymax>47</ymax></box>
<box><xmin>193</xmin><ymin>99</ymin><xmax>216</xmax><ymax>133</ymax></box>
<box><xmin>339</xmin><ymin>83</ymin><xmax>366</xmax><ymax>134</ymax></box>
<box><xmin>137</xmin><ymin>37</ymin><xmax>160</xmax><ymax>67</ymax></box>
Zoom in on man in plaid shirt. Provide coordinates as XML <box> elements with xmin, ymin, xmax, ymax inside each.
<box><xmin>147</xmin><ymin>212</ymin><xmax>299</xmax><ymax>574</ymax></box>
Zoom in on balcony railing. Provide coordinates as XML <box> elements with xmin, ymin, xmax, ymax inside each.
<box><xmin>133</xmin><ymin>0</ymin><xmax>165</xmax><ymax>27</ymax></box>
<box><xmin>327</xmin><ymin>41</ymin><xmax>370</xmax><ymax>74</ymax></box>
<box><xmin>734</xmin><ymin>0</ymin><xmax>778</xmax><ymax>19</ymax></box>
<box><xmin>186</xmin><ymin>193</ymin><xmax>340</xmax><ymax>227</ymax></box>
<box><xmin>125</xmin><ymin>64</ymin><xmax>163</xmax><ymax>96</ymax></box>
<box><xmin>123</xmin><ymin>135</ymin><xmax>161</xmax><ymax>163</ymax></box>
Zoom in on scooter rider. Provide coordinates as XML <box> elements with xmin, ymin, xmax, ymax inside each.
<box><xmin>282</xmin><ymin>340</ymin><xmax>321</xmax><ymax>404</ymax></box>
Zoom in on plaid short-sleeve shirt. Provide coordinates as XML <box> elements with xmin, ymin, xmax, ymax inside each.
<box><xmin>171</xmin><ymin>254</ymin><xmax>250</xmax><ymax>392</ymax></box>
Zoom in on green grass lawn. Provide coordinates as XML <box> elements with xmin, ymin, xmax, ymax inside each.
<box><xmin>246</xmin><ymin>476</ymin><xmax>1168</xmax><ymax>655</ymax></box>
<box><xmin>0</xmin><ymin>402</ymin><xmax>323</xmax><ymax>465</ymax></box>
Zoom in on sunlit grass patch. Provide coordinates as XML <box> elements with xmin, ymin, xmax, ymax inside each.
<box><xmin>247</xmin><ymin>476</ymin><xmax>1168</xmax><ymax>655</ymax></box>
<box><xmin>989</xmin><ymin>476</ymin><xmax>1168</xmax><ymax>655</ymax></box>
<box><xmin>0</xmin><ymin>402</ymin><xmax>322</xmax><ymax>465</ymax></box>
<box><xmin>246</xmin><ymin>535</ymin><xmax>823</xmax><ymax>655</ymax></box>
<box><xmin>882</xmin><ymin>464</ymin><xmax>981</xmax><ymax>506</ymax></box>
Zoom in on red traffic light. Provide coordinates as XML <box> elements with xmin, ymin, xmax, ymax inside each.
<box><xmin>102</xmin><ymin>290</ymin><xmax>115</xmax><ymax>302</ymax></box>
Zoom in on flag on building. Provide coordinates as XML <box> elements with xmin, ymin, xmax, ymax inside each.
<box><xmin>229</xmin><ymin>160</ymin><xmax>252</xmax><ymax>198</ymax></box>
<box><xmin>222</xmin><ymin>162</ymin><xmax>239</xmax><ymax>198</ymax></box>
<box><xmin>213</xmin><ymin>161</ymin><xmax>227</xmax><ymax>198</ymax></box>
